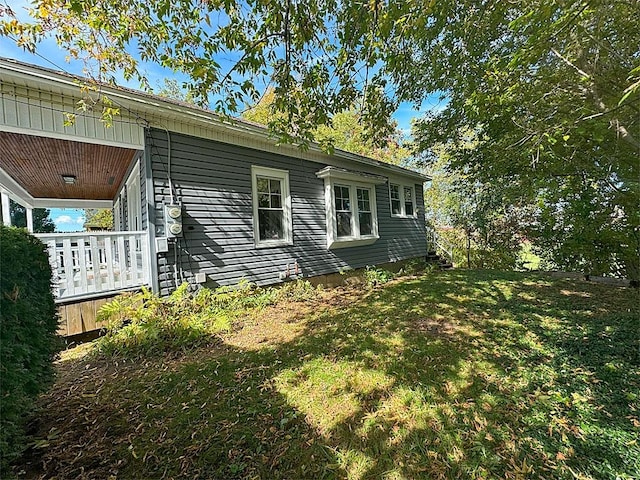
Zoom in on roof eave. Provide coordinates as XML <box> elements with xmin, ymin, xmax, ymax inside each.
<box><xmin>0</xmin><ymin>57</ymin><xmax>429</xmax><ymax>182</ymax></box>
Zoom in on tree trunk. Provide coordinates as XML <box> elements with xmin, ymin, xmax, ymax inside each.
<box><xmin>466</xmin><ymin>232</ymin><xmax>471</xmax><ymax>269</ymax></box>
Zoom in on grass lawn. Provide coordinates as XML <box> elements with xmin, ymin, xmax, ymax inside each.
<box><xmin>16</xmin><ymin>270</ymin><xmax>639</xmax><ymax>479</ymax></box>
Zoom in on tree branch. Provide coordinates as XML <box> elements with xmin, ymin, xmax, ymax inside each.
<box><xmin>611</xmin><ymin>119</ymin><xmax>640</xmax><ymax>150</ymax></box>
<box><xmin>218</xmin><ymin>32</ymin><xmax>284</xmax><ymax>89</ymax></box>
<box><xmin>549</xmin><ymin>49</ymin><xmax>640</xmax><ymax>150</ymax></box>
<box><xmin>550</xmin><ymin>48</ymin><xmax>591</xmax><ymax>79</ymax></box>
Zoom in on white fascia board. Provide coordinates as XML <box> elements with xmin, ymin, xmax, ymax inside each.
<box><xmin>0</xmin><ymin>166</ymin><xmax>35</xmax><ymax>208</ymax></box>
<box><xmin>315</xmin><ymin>166</ymin><xmax>388</xmax><ymax>184</ymax></box>
<box><xmin>0</xmin><ymin>58</ymin><xmax>429</xmax><ymax>182</ymax></box>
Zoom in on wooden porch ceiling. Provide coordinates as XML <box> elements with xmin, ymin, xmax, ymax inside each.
<box><xmin>0</xmin><ymin>132</ymin><xmax>138</xmax><ymax>200</ymax></box>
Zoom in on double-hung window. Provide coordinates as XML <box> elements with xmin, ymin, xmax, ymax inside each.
<box><xmin>403</xmin><ymin>186</ymin><xmax>414</xmax><ymax>216</ymax></box>
<box><xmin>316</xmin><ymin>167</ymin><xmax>384</xmax><ymax>249</ymax></box>
<box><xmin>390</xmin><ymin>182</ymin><xmax>416</xmax><ymax>218</ymax></box>
<box><xmin>357</xmin><ymin>187</ymin><xmax>373</xmax><ymax>235</ymax></box>
<box><xmin>251</xmin><ymin>166</ymin><xmax>292</xmax><ymax>247</ymax></box>
<box><xmin>390</xmin><ymin>184</ymin><xmax>402</xmax><ymax>215</ymax></box>
<box><xmin>334</xmin><ymin>185</ymin><xmax>353</xmax><ymax>237</ymax></box>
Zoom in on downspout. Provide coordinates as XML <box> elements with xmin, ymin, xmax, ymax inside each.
<box><xmin>160</xmin><ymin>126</ymin><xmax>180</xmax><ymax>288</ymax></box>
<box><xmin>144</xmin><ymin>129</ymin><xmax>160</xmax><ymax>293</ymax></box>
<box><xmin>162</xmin><ymin>127</ymin><xmax>175</xmax><ymax>204</ymax></box>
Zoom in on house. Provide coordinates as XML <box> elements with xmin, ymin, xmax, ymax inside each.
<box><xmin>0</xmin><ymin>58</ymin><xmax>429</xmax><ymax>335</ymax></box>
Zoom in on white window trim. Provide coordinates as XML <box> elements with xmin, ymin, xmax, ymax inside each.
<box><xmin>316</xmin><ymin>167</ymin><xmax>384</xmax><ymax>250</ymax></box>
<box><xmin>251</xmin><ymin>165</ymin><xmax>293</xmax><ymax>248</ymax></box>
<box><xmin>389</xmin><ymin>181</ymin><xmax>417</xmax><ymax>218</ymax></box>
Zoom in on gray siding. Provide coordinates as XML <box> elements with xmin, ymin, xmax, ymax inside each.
<box><xmin>147</xmin><ymin>129</ymin><xmax>426</xmax><ymax>294</ymax></box>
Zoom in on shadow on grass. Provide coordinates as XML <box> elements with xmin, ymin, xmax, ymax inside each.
<box><xmin>19</xmin><ymin>270</ymin><xmax>640</xmax><ymax>479</ymax></box>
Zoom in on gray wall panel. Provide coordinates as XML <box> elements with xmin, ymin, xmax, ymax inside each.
<box><xmin>149</xmin><ymin>128</ymin><xmax>427</xmax><ymax>294</ymax></box>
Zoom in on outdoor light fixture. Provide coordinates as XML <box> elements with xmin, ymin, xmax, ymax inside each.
<box><xmin>62</xmin><ymin>175</ymin><xmax>77</xmax><ymax>184</ymax></box>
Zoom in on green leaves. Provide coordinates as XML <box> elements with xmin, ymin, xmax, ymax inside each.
<box><xmin>68</xmin><ymin>0</ymin><xmax>84</xmax><ymax>15</ymax></box>
<box><xmin>412</xmin><ymin>0</ymin><xmax>639</xmax><ymax>281</ymax></box>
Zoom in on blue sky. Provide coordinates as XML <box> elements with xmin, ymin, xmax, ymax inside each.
<box><xmin>49</xmin><ymin>208</ymin><xmax>86</xmax><ymax>232</ymax></box>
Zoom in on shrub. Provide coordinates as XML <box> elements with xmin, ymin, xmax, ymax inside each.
<box><xmin>0</xmin><ymin>226</ymin><xmax>60</xmax><ymax>475</ymax></box>
<box><xmin>96</xmin><ymin>284</ymin><xmax>230</xmax><ymax>358</ymax></box>
<box><xmin>275</xmin><ymin>279</ymin><xmax>319</xmax><ymax>301</ymax></box>
<box><xmin>96</xmin><ymin>280</ymin><xmax>320</xmax><ymax>358</ymax></box>
<box><xmin>398</xmin><ymin>258</ymin><xmax>432</xmax><ymax>276</ymax></box>
<box><xmin>364</xmin><ymin>266</ymin><xmax>396</xmax><ymax>288</ymax></box>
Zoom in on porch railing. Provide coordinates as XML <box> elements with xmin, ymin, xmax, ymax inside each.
<box><xmin>426</xmin><ymin>226</ymin><xmax>455</xmax><ymax>266</ymax></box>
<box><xmin>35</xmin><ymin>231</ymin><xmax>150</xmax><ymax>301</ymax></box>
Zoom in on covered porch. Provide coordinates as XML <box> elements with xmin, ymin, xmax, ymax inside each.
<box><xmin>0</xmin><ymin>131</ymin><xmax>151</xmax><ymax>333</ymax></box>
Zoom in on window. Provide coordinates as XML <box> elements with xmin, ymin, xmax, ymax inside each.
<box><xmin>316</xmin><ymin>167</ymin><xmax>384</xmax><ymax>249</ymax></box>
<box><xmin>329</xmin><ymin>183</ymin><xmax>377</xmax><ymax>246</ymax></box>
<box><xmin>390</xmin><ymin>182</ymin><xmax>416</xmax><ymax>217</ymax></box>
<box><xmin>390</xmin><ymin>184</ymin><xmax>401</xmax><ymax>215</ymax></box>
<box><xmin>404</xmin><ymin>186</ymin><xmax>414</xmax><ymax>216</ymax></box>
<box><xmin>357</xmin><ymin>187</ymin><xmax>373</xmax><ymax>235</ymax></box>
<box><xmin>251</xmin><ymin>166</ymin><xmax>292</xmax><ymax>247</ymax></box>
<box><xmin>334</xmin><ymin>185</ymin><xmax>352</xmax><ymax>237</ymax></box>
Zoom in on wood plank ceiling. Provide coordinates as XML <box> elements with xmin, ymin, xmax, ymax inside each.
<box><xmin>0</xmin><ymin>132</ymin><xmax>138</xmax><ymax>200</ymax></box>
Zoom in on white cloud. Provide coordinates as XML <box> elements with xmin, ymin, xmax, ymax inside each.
<box><xmin>76</xmin><ymin>216</ymin><xmax>86</xmax><ymax>225</ymax></box>
<box><xmin>53</xmin><ymin>215</ymin><xmax>74</xmax><ymax>225</ymax></box>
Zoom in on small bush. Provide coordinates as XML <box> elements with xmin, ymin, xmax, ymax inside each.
<box><xmin>398</xmin><ymin>258</ymin><xmax>432</xmax><ymax>276</ymax></box>
<box><xmin>275</xmin><ymin>279</ymin><xmax>319</xmax><ymax>301</ymax></box>
<box><xmin>364</xmin><ymin>266</ymin><xmax>396</xmax><ymax>288</ymax></box>
<box><xmin>97</xmin><ymin>284</ymin><xmax>230</xmax><ymax>358</ymax></box>
<box><xmin>0</xmin><ymin>226</ymin><xmax>61</xmax><ymax>475</ymax></box>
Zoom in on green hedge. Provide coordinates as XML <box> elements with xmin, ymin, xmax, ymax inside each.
<box><xmin>0</xmin><ymin>226</ymin><xmax>61</xmax><ymax>475</ymax></box>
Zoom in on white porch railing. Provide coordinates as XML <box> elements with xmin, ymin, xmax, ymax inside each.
<box><xmin>426</xmin><ymin>226</ymin><xmax>455</xmax><ymax>266</ymax></box>
<box><xmin>35</xmin><ymin>231</ymin><xmax>150</xmax><ymax>301</ymax></box>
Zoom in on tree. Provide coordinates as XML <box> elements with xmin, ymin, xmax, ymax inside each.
<box><xmin>2</xmin><ymin>0</ymin><xmax>638</xmax><ymax>279</ymax></box>
<box><xmin>6</xmin><ymin>200</ymin><xmax>55</xmax><ymax>233</ymax></box>
<box><xmin>314</xmin><ymin>110</ymin><xmax>411</xmax><ymax>166</ymax></box>
<box><xmin>155</xmin><ymin>78</ymin><xmax>196</xmax><ymax>105</ymax></box>
<box><xmin>0</xmin><ymin>0</ymin><xmax>404</xmax><ymax>144</ymax></box>
<box><xmin>411</xmin><ymin>1</ymin><xmax>639</xmax><ymax>281</ymax></box>
<box><xmin>422</xmin><ymin>142</ymin><xmax>529</xmax><ymax>270</ymax></box>
<box><xmin>2</xmin><ymin>1</ymin><xmax>637</xmax><ymax>141</ymax></box>
<box><xmin>83</xmin><ymin>209</ymin><xmax>113</xmax><ymax>230</ymax></box>
<box><xmin>243</xmin><ymin>88</ymin><xmax>411</xmax><ymax>166</ymax></box>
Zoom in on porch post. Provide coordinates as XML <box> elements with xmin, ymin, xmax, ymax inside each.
<box><xmin>1</xmin><ymin>191</ymin><xmax>10</xmax><ymax>226</ymax></box>
<box><xmin>26</xmin><ymin>206</ymin><xmax>34</xmax><ymax>232</ymax></box>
